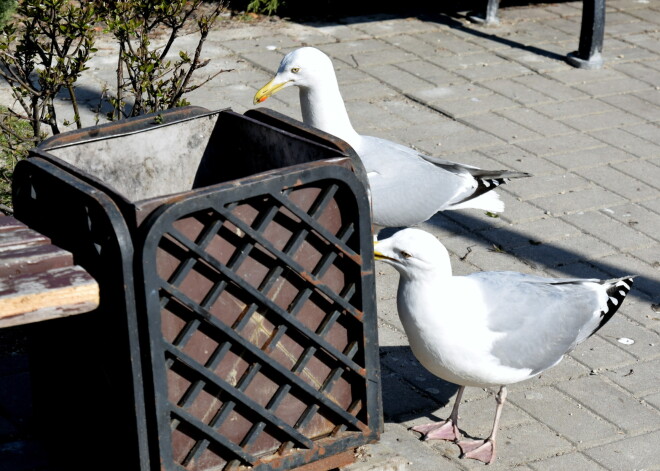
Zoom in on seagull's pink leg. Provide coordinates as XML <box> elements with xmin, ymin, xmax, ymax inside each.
<box><xmin>458</xmin><ymin>385</ymin><xmax>507</xmax><ymax>465</ymax></box>
<box><xmin>411</xmin><ymin>386</ymin><xmax>464</xmax><ymax>441</ymax></box>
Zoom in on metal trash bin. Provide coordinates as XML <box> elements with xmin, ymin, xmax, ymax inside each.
<box><xmin>12</xmin><ymin>107</ymin><xmax>381</xmax><ymax>471</ymax></box>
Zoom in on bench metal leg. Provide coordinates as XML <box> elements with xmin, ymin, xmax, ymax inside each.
<box><xmin>469</xmin><ymin>0</ymin><xmax>501</xmax><ymax>25</ymax></box>
<box><xmin>566</xmin><ymin>0</ymin><xmax>605</xmax><ymax>69</ymax></box>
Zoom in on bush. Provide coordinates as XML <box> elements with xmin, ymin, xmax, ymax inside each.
<box><xmin>0</xmin><ymin>0</ymin><xmax>16</xmax><ymax>25</ymax></box>
<box><xmin>0</xmin><ymin>0</ymin><xmax>228</xmax><ymax>210</ymax></box>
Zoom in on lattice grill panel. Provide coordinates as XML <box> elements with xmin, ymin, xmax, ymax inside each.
<box><xmin>143</xmin><ymin>171</ymin><xmax>375</xmax><ymax>471</ymax></box>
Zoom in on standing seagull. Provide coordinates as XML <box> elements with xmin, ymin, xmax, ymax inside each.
<box><xmin>373</xmin><ymin>228</ymin><xmax>634</xmax><ymax>464</ymax></box>
<box><xmin>254</xmin><ymin>47</ymin><xmax>529</xmax><ymax>228</ymax></box>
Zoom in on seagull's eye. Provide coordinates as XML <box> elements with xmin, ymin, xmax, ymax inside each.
<box><xmin>401</xmin><ymin>251</ymin><xmax>412</xmax><ymax>259</ymax></box>
<box><xmin>291</xmin><ymin>67</ymin><xmax>300</xmax><ymax>73</ymax></box>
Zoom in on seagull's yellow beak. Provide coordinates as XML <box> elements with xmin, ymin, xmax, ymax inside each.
<box><xmin>373</xmin><ymin>242</ymin><xmax>396</xmax><ymax>262</ymax></box>
<box><xmin>253</xmin><ymin>78</ymin><xmax>291</xmax><ymax>105</ymax></box>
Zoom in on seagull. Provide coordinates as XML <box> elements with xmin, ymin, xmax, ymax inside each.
<box><xmin>373</xmin><ymin>228</ymin><xmax>635</xmax><ymax>464</ymax></box>
<box><xmin>253</xmin><ymin>47</ymin><xmax>530</xmax><ymax>228</ymax></box>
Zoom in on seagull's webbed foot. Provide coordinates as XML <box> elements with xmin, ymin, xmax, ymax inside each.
<box><xmin>458</xmin><ymin>438</ymin><xmax>496</xmax><ymax>464</ymax></box>
<box><xmin>411</xmin><ymin>419</ymin><xmax>460</xmax><ymax>441</ymax></box>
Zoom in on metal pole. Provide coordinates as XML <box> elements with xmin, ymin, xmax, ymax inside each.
<box><xmin>566</xmin><ymin>0</ymin><xmax>605</xmax><ymax>69</ymax></box>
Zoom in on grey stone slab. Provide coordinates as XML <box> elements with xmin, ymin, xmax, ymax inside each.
<box><xmin>451</xmin><ymin>61</ymin><xmax>534</xmax><ymax>83</ymax></box>
<box><xmin>601</xmin><ymin>93</ymin><xmax>660</xmax><ymax>122</ymax></box>
<box><xmin>509</xmin><ymin>385</ymin><xmax>620</xmax><ymax>445</ymax></box>
<box><xmin>366</xmin><ymin>64</ymin><xmax>435</xmax><ymax>93</ymax></box>
<box><xmin>529</xmin><ymin>452</ymin><xmax>608</xmax><ymax>471</ymax></box>
<box><xmin>612</xmin><ymin>159</ymin><xmax>660</xmax><ymax>191</ymax></box>
<box><xmin>572</xmin><ymin>77</ymin><xmax>654</xmax><ymax>97</ymax></box>
<box><xmin>569</xmin><ymin>335</ymin><xmax>638</xmax><ymax>371</ymax></box>
<box><xmin>599</xmin><ymin>315</ymin><xmax>660</xmax><ymax>362</ymax></box>
<box><xmin>573</xmin><ymin>164</ymin><xmax>659</xmax><ymax>201</ymax></box>
<box><xmin>590</xmin><ymin>128</ymin><xmax>660</xmax><ymax>159</ymax></box>
<box><xmin>531</xmin><ymin>98</ymin><xmax>621</xmax><ymax>120</ymax></box>
<box><xmin>563</xmin><ymin>210</ymin><xmax>656</xmax><ymax>252</ymax></box>
<box><xmin>521</xmin><ymin>185</ymin><xmax>628</xmax><ymax>215</ymax></box>
<box><xmin>460</xmin><ymin>113</ymin><xmax>543</xmax><ymax>143</ymax></box>
<box><xmin>548</xmin><ymin>146</ymin><xmax>635</xmax><ymax>170</ymax></box>
<box><xmin>560</xmin><ymin>110</ymin><xmax>646</xmax><ymax>133</ymax></box>
<box><xmin>407</xmin><ymin>82</ymin><xmax>493</xmax><ymax>104</ymax></box>
<box><xmin>481</xmin><ymin>79</ymin><xmax>555</xmax><ymax>106</ymax></box>
<box><xmin>479</xmin><ymin>146</ymin><xmax>567</xmax><ymax>176</ymax></box>
<box><xmin>503</xmin><ymin>172</ymin><xmax>590</xmax><ymax>200</ymax></box>
<box><xmin>344</xmin><ymin>423</ymin><xmax>465</xmax><ymax>471</ymax></box>
<box><xmin>586</xmin><ymin>429</ymin><xmax>660</xmax><ymax>470</ymax></box>
<box><xmin>481</xmin><ymin>217</ymin><xmax>579</xmax><ymax>250</ymax></box>
<box><xmin>605</xmin><ymin>359</ymin><xmax>660</xmax><ymax>396</ymax></box>
<box><xmin>603</xmin><ymin>201</ymin><xmax>660</xmax><ymax>243</ymax></box>
<box><xmin>496</xmin><ymin>107</ymin><xmax>577</xmax><ymax>137</ymax></box>
<box><xmin>512</xmin><ymin>74</ymin><xmax>590</xmax><ymax>101</ymax></box>
<box><xmin>514</xmin><ymin>134</ymin><xmax>605</xmax><ymax>157</ymax></box>
<box><xmin>511</xmin><ymin>232</ymin><xmax>619</xmax><ymax>268</ymax></box>
<box><xmin>426</xmin><ymin>93</ymin><xmax>521</xmax><ymax>119</ymax></box>
<box><xmin>559</xmin><ymin>375</ymin><xmax>660</xmax><ymax>434</ymax></box>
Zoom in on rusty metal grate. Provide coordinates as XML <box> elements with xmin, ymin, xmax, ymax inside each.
<box><xmin>142</xmin><ymin>165</ymin><xmax>377</xmax><ymax>471</ymax></box>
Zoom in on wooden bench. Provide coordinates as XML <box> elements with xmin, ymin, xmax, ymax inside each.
<box><xmin>471</xmin><ymin>0</ymin><xmax>605</xmax><ymax>69</ymax></box>
<box><xmin>0</xmin><ymin>215</ymin><xmax>99</xmax><ymax>328</ymax></box>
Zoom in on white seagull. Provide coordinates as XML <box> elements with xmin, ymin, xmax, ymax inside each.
<box><xmin>373</xmin><ymin>228</ymin><xmax>635</xmax><ymax>464</ymax></box>
<box><xmin>253</xmin><ymin>47</ymin><xmax>530</xmax><ymax>228</ymax></box>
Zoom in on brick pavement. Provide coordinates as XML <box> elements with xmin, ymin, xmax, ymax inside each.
<box><xmin>1</xmin><ymin>1</ymin><xmax>660</xmax><ymax>469</ymax></box>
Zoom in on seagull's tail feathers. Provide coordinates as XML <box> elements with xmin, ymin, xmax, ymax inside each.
<box><xmin>446</xmin><ymin>170</ymin><xmax>530</xmax><ymax>212</ymax></box>
<box><xmin>448</xmin><ymin>189</ymin><xmax>505</xmax><ymax>212</ymax></box>
<box><xmin>592</xmin><ymin>276</ymin><xmax>636</xmax><ymax>335</ymax></box>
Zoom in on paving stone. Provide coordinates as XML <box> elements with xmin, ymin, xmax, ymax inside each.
<box><xmin>573</xmin><ymin>164</ymin><xmax>659</xmax><ymax>202</ymax></box>
<box><xmin>512</xmin><ymin>73</ymin><xmax>591</xmax><ymax>101</ymax></box>
<box><xmin>559</xmin><ymin>109</ymin><xmax>646</xmax><ymax>132</ymax></box>
<box><xmin>531</xmin><ymin>98</ymin><xmax>620</xmax><ymax>119</ymax></box>
<box><xmin>451</xmin><ymin>61</ymin><xmax>533</xmax><ymax>83</ymax></box>
<box><xmin>586</xmin><ymin>429</ymin><xmax>660</xmax><ymax>470</ymax></box>
<box><xmin>590</xmin><ymin>128</ymin><xmax>660</xmax><ymax>158</ymax></box>
<box><xmin>511</xmin><ymin>232</ymin><xmax>619</xmax><ymax>269</ymax></box>
<box><xmin>509</xmin><ymin>385</ymin><xmax>620</xmax><ymax>445</ymax></box>
<box><xmin>480</xmin><ymin>217</ymin><xmax>579</xmax><ymax>250</ymax></box>
<box><xmin>406</xmin><ymin>81</ymin><xmax>493</xmax><ymax>104</ymax></box>
<box><xmin>366</xmin><ymin>64</ymin><xmax>435</xmax><ymax>93</ymax></box>
<box><xmin>612</xmin><ymin>159</ymin><xmax>660</xmax><ymax>191</ymax></box>
<box><xmin>481</xmin><ymin>79</ymin><xmax>555</xmax><ymax>105</ymax></box>
<box><xmin>605</xmin><ymin>359</ymin><xmax>660</xmax><ymax>396</ymax></box>
<box><xmin>572</xmin><ymin>76</ymin><xmax>654</xmax><ymax>97</ymax></box>
<box><xmin>529</xmin><ymin>452</ymin><xmax>607</xmax><ymax>471</ymax></box>
<box><xmin>559</xmin><ymin>375</ymin><xmax>660</xmax><ymax>434</ymax></box>
<box><xmin>426</xmin><ymin>93</ymin><xmax>521</xmax><ymax>118</ymax></box>
<box><xmin>514</xmin><ymin>134</ymin><xmax>605</xmax><ymax>157</ymax></box>
<box><xmin>479</xmin><ymin>145</ymin><xmax>567</xmax><ymax>175</ymax></box>
<box><xmin>460</xmin><ymin>113</ymin><xmax>543</xmax><ymax>142</ymax></box>
<box><xmin>563</xmin><ymin>210</ymin><xmax>656</xmax><ymax>251</ymax></box>
<box><xmin>600</xmin><ymin>315</ymin><xmax>660</xmax><ymax>362</ymax></box>
<box><xmin>601</xmin><ymin>93</ymin><xmax>660</xmax><ymax>122</ymax></box>
<box><xmin>523</xmin><ymin>185</ymin><xmax>628</xmax><ymax>215</ymax></box>
<box><xmin>346</xmin><ymin>423</ymin><xmax>466</xmax><ymax>471</ymax></box>
<box><xmin>503</xmin><ymin>172</ymin><xmax>590</xmax><ymax>200</ymax></box>
<box><xmin>548</xmin><ymin>146</ymin><xmax>635</xmax><ymax>170</ymax></box>
<box><xmin>570</xmin><ymin>334</ymin><xmax>638</xmax><ymax>371</ymax></box>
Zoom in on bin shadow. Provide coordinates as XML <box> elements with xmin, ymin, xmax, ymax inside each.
<box><xmin>379</xmin><ymin>345</ymin><xmax>460</xmax><ymax>423</ymax></box>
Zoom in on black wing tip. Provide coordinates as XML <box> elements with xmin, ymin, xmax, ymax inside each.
<box><xmin>594</xmin><ymin>276</ymin><xmax>636</xmax><ymax>333</ymax></box>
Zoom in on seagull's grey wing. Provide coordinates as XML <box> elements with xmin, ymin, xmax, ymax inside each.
<box><xmin>468</xmin><ymin>272</ymin><xmax>607</xmax><ymax>375</ymax></box>
<box><xmin>356</xmin><ymin>136</ymin><xmax>477</xmax><ymax>226</ymax></box>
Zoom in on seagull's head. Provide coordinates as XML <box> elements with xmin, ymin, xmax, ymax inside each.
<box><xmin>374</xmin><ymin>228</ymin><xmax>452</xmax><ymax>279</ymax></box>
<box><xmin>254</xmin><ymin>47</ymin><xmax>335</xmax><ymax>104</ymax></box>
